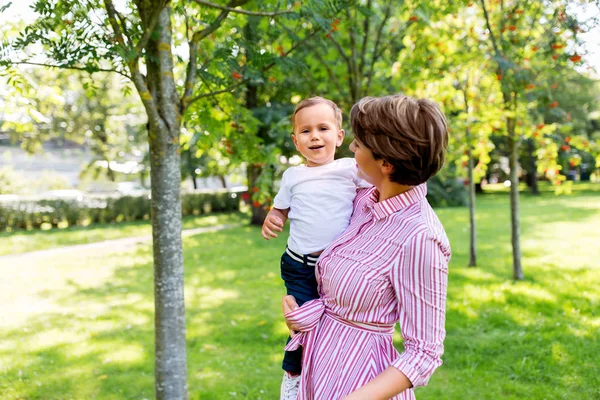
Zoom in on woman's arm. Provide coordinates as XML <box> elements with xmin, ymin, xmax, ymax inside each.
<box><xmin>343</xmin><ymin>367</ymin><xmax>412</xmax><ymax>400</ymax></box>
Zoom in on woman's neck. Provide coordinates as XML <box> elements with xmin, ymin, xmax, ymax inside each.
<box><xmin>375</xmin><ymin>180</ymin><xmax>414</xmax><ymax>202</ymax></box>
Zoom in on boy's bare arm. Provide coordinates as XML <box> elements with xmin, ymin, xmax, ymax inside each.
<box><xmin>261</xmin><ymin>207</ymin><xmax>289</xmax><ymax>240</ymax></box>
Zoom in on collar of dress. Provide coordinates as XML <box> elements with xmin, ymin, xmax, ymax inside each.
<box><xmin>366</xmin><ymin>183</ymin><xmax>427</xmax><ymax>220</ymax></box>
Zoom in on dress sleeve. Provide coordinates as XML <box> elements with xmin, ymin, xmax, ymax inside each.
<box><xmin>389</xmin><ymin>233</ymin><xmax>449</xmax><ymax>388</ymax></box>
<box><xmin>273</xmin><ymin>170</ymin><xmax>291</xmax><ymax>209</ymax></box>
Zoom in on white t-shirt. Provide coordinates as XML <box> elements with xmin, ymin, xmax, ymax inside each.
<box><xmin>273</xmin><ymin>157</ymin><xmax>371</xmax><ymax>255</ymax></box>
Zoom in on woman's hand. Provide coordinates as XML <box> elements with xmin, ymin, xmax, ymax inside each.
<box><xmin>282</xmin><ymin>295</ymin><xmax>300</xmax><ymax>332</ymax></box>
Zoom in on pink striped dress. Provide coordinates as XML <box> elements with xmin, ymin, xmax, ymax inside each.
<box><xmin>285</xmin><ymin>184</ymin><xmax>450</xmax><ymax>400</ymax></box>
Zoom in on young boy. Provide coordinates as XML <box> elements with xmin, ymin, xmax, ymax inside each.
<box><xmin>261</xmin><ymin>97</ymin><xmax>370</xmax><ymax>400</ymax></box>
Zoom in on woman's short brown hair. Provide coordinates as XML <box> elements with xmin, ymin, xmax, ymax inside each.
<box><xmin>292</xmin><ymin>96</ymin><xmax>343</xmax><ymax>131</ymax></box>
<box><xmin>350</xmin><ymin>94</ymin><xmax>449</xmax><ymax>186</ymax></box>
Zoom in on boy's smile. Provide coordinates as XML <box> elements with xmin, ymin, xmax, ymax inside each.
<box><xmin>292</xmin><ymin>103</ymin><xmax>344</xmax><ymax>167</ymax></box>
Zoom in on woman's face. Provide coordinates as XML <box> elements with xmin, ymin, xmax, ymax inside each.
<box><xmin>349</xmin><ymin>138</ymin><xmax>384</xmax><ymax>186</ymax></box>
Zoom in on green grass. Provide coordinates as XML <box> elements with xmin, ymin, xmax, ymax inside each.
<box><xmin>1</xmin><ymin>185</ymin><xmax>599</xmax><ymax>399</ymax></box>
<box><xmin>0</xmin><ymin>211</ymin><xmax>248</xmax><ymax>256</ymax></box>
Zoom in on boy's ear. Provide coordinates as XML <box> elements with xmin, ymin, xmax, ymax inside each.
<box><xmin>291</xmin><ymin>134</ymin><xmax>300</xmax><ymax>150</ymax></box>
<box><xmin>336</xmin><ymin>129</ymin><xmax>345</xmax><ymax>147</ymax></box>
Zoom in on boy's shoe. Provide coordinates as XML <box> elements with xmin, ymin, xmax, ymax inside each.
<box><xmin>280</xmin><ymin>372</ymin><xmax>301</xmax><ymax>400</ymax></box>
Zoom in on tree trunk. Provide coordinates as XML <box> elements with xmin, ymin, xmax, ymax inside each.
<box><xmin>506</xmin><ymin>115</ymin><xmax>524</xmax><ymax>280</ymax></box>
<box><xmin>466</xmin><ymin>127</ymin><xmax>477</xmax><ymax>267</ymax></box>
<box><xmin>526</xmin><ymin>138</ymin><xmax>539</xmax><ymax>195</ymax></box>
<box><xmin>140</xmin><ymin>168</ymin><xmax>149</xmax><ymax>188</ymax></box>
<box><xmin>106</xmin><ymin>158</ymin><xmax>116</xmax><ymax>182</ymax></box>
<box><xmin>145</xmin><ymin>7</ymin><xmax>188</xmax><ymax>399</ymax></box>
<box><xmin>247</xmin><ymin>163</ymin><xmax>268</xmax><ymax>225</ymax></box>
<box><xmin>187</xmin><ymin>150</ymin><xmax>198</xmax><ymax>190</ymax></box>
<box><xmin>219</xmin><ymin>175</ymin><xmax>227</xmax><ymax>188</ymax></box>
<box><xmin>244</xmin><ymin>18</ymin><xmax>267</xmax><ymax>226</ymax></box>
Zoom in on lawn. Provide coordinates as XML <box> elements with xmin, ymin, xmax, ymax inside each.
<box><xmin>0</xmin><ymin>211</ymin><xmax>248</xmax><ymax>256</ymax></box>
<box><xmin>0</xmin><ymin>184</ymin><xmax>599</xmax><ymax>399</ymax></box>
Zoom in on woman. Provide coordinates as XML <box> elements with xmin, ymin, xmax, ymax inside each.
<box><xmin>283</xmin><ymin>94</ymin><xmax>451</xmax><ymax>400</ymax></box>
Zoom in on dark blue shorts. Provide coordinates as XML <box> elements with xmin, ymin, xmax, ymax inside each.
<box><xmin>280</xmin><ymin>247</ymin><xmax>320</xmax><ymax>374</ymax></box>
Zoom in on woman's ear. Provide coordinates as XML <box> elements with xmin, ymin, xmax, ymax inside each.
<box><xmin>380</xmin><ymin>159</ymin><xmax>394</xmax><ymax>175</ymax></box>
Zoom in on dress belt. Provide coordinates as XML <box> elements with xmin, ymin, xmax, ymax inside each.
<box><xmin>284</xmin><ymin>299</ymin><xmax>394</xmax><ymax>400</ymax></box>
<box><xmin>324</xmin><ymin>310</ymin><xmax>394</xmax><ymax>335</ymax></box>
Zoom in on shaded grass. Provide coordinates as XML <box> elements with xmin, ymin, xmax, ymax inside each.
<box><xmin>482</xmin><ymin>180</ymin><xmax>600</xmax><ymax>196</ymax></box>
<box><xmin>1</xmin><ymin>188</ymin><xmax>599</xmax><ymax>399</ymax></box>
<box><xmin>0</xmin><ymin>211</ymin><xmax>248</xmax><ymax>256</ymax></box>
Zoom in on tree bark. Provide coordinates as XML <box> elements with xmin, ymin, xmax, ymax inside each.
<box><xmin>526</xmin><ymin>138</ymin><xmax>539</xmax><ymax>195</ymax></box>
<box><xmin>145</xmin><ymin>6</ymin><xmax>188</xmax><ymax>399</ymax></box>
<box><xmin>219</xmin><ymin>175</ymin><xmax>227</xmax><ymax>188</ymax></box>
<box><xmin>247</xmin><ymin>163</ymin><xmax>268</xmax><ymax>225</ymax></box>
<box><xmin>506</xmin><ymin>113</ymin><xmax>524</xmax><ymax>280</ymax></box>
<box><xmin>466</xmin><ymin>127</ymin><xmax>477</xmax><ymax>267</ymax></box>
<box><xmin>106</xmin><ymin>158</ymin><xmax>116</xmax><ymax>182</ymax></box>
<box><xmin>186</xmin><ymin>148</ymin><xmax>198</xmax><ymax>190</ymax></box>
<box><xmin>244</xmin><ymin>81</ymin><xmax>267</xmax><ymax>225</ymax></box>
<box><xmin>244</xmin><ymin>17</ymin><xmax>268</xmax><ymax>226</ymax></box>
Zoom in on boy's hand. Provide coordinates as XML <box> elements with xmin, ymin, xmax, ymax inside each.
<box><xmin>261</xmin><ymin>208</ymin><xmax>288</xmax><ymax>240</ymax></box>
<box><xmin>282</xmin><ymin>295</ymin><xmax>300</xmax><ymax>332</ymax></box>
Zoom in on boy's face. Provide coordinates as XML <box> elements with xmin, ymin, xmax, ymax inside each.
<box><xmin>292</xmin><ymin>103</ymin><xmax>344</xmax><ymax>167</ymax></box>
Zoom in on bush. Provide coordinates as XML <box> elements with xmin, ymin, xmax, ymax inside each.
<box><xmin>0</xmin><ymin>166</ymin><xmax>26</xmax><ymax>195</ymax></box>
<box><xmin>427</xmin><ymin>175</ymin><xmax>468</xmax><ymax>207</ymax></box>
<box><xmin>0</xmin><ymin>189</ymin><xmax>242</xmax><ymax>232</ymax></box>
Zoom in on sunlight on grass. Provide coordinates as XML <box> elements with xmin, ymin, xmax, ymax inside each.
<box><xmin>189</xmin><ymin>287</ymin><xmax>239</xmax><ymax>309</ymax></box>
<box><xmin>507</xmin><ymin>284</ymin><xmax>557</xmax><ymax>303</ymax></box>
<box><xmin>87</xmin><ymin>343</ymin><xmax>146</xmax><ymax>365</ymax></box>
<box><xmin>551</xmin><ymin>342</ymin><xmax>572</xmax><ymax>365</ymax></box>
<box><xmin>451</xmin><ymin>268</ymin><xmax>498</xmax><ymax>282</ymax></box>
<box><xmin>28</xmin><ymin>329</ymin><xmax>90</xmax><ymax>352</ymax></box>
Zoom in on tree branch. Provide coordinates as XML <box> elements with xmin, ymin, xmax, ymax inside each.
<box><xmin>358</xmin><ymin>0</ymin><xmax>372</xmax><ymax>75</ymax></box>
<box><xmin>366</xmin><ymin>0</ymin><xmax>392</xmax><ymax>95</ymax></box>
<box><xmin>131</xmin><ymin>68</ymin><xmax>165</xmax><ymax>133</ymax></box>
<box><xmin>346</xmin><ymin>6</ymin><xmax>360</xmax><ymax>99</ymax></box>
<box><xmin>104</xmin><ymin>1</ymin><xmax>165</xmax><ymax>132</ymax></box>
<box><xmin>262</xmin><ymin>27</ymin><xmax>322</xmax><ymax>71</ymax></box>
<box><xmin>181</xmin><ymin>41</ymin><xmax>198</xmax><ymax>111</ymax></box>
<box><xmin>103</xmin><ymin>0</ymin><xmax>129</xmax><ymax>50</ymax></box>
<box><xmin>9</xmin><ymin>61</ymin><xmax>130</xmax><ymax>79</ymax></box>
<box><xmin>134</xmin><ymin>6</ymin><xmax>165</xmax><ymax>64</ymax></box>
<box><xmin>191</xmin><ymin>0</ymin><xmax>246</xmax><ymax>43</ymax></box>
<box><xmin>186</xmin><ymin>84</ymin><xmax>241</xmax><ymax>108</ymax></box>
<box><xmin>327</xmin><ymin>33</ymin><xmax>351</xmax><ymax>66</ymax></box>
<box><xmin>182</xmin><ymin>1</ymin><xmax>248</xmax><ymax>111</ymax></box>
<box><xmin>305</xmin><ymin>41</ymin><xmax>338</xmax><ymax>85</ymax></box>
<box><xmin>480</xmin><ymin>0</ymin><xmax>501</xmax><ymax>56</ymax></box>
<box><xmin>116</xmin><ymin>11</ymin><xmax>132</xmax><ymax>47</ymax></box>
<box><xmin>190</xmin><ymin>0</ymin><xmax>292</xmax><ymax>16</ymax></box>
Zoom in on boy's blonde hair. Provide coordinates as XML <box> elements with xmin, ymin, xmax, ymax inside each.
<box><xmin>350</xmin><ymin>94</ymin><xmax>449</xmax><ymax>185</ymax></box>
<box><xmin>291</xmin><ymin>97</ymin><xmax>343</xmax><ymax>131</ymax></box>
